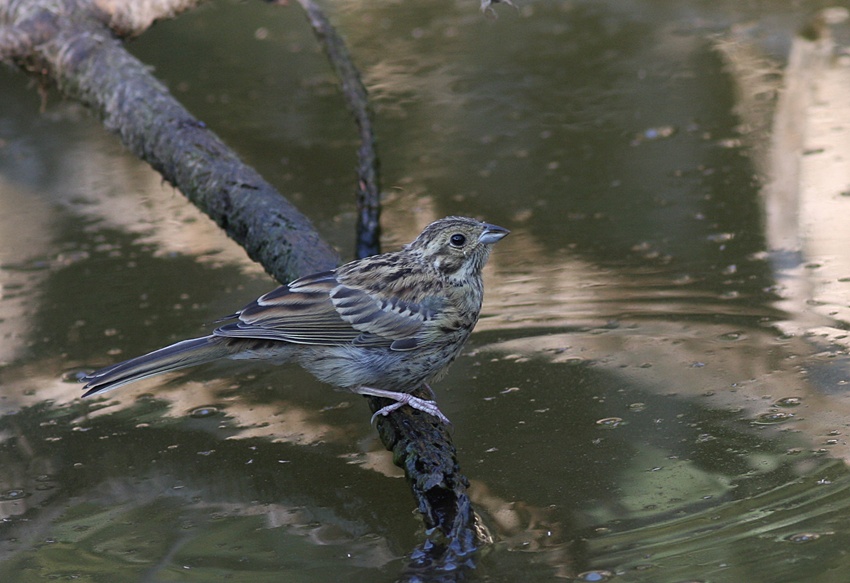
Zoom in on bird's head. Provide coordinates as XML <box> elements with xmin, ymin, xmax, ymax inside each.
<box><xmin>407</xmin><ymin>216</ymin><xmax>509</xmax><ymax>279</ymax></box>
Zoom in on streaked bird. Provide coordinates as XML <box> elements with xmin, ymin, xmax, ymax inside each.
<box><xmin>81</xmin><ymin>216</ymin><xmax>509</xmax><ymax>423</ymax></box>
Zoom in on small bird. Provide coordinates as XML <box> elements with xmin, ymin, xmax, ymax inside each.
<box><xmin>81</xmin><ymin>216</ymin><xmax>509</xmax><ymax>423</ymax></box>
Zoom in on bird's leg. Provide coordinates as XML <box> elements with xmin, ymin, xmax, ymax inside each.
<box><xmin>353</xmin><ymin>386</ymin><xmax>451</xmax><ymax>425</ymax></box>
<box><xmin>421</xmin><ymin>383</ymin><xmax>436</xmax><ymax>399</ymax></box>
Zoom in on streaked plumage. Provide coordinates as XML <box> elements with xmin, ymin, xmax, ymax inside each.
<box><xmin>81</xmin><ymin>217</ymin><xmax>508</xmax><ymax>423</ymax></box>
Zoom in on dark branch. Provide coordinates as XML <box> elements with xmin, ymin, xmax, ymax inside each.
<box><xmin>2</xmin><ymin>3</ymin><xmax>339</xmax><ymax>282</ymax></box>
<box><xmin>0</xmin><ymin>9</ymin><xmax>58</xmax><ymax>62</ymax></box>
<box><xmin>291</xmin><ymin>0</ymin><xmax>487</xmax><ymax>572</ymax></box>
<box><xmin>292</xmin><ymin>0</ymin><xmax>482</xmax><ymax>575</ymax></box>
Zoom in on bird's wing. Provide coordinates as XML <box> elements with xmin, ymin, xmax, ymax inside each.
<box><xmin>213</xmin><ymin>271</ymin><xmax>443</xmax><ymax>350</ymax></box>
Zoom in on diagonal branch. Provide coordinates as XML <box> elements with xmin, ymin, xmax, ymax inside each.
<box><xmin>2</xmin><ymin>2</ymin><xmax>340</xmax><ymax>282</ymax></box>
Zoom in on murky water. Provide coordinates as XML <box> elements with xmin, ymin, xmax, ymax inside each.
<box><xmin>4</xmin><ymin>0</ymin><xmax>850</xmax><ymax>581</ymax></box>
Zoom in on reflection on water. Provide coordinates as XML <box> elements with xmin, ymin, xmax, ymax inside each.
<box><xmin>0</xmin><ymin>401</ymin><xmax>404</xmax><ymax>581</ymax></box>
<box><xmin>4</xmin><ymin>0</ymin><xmax>850</xmax><ymax>581</ymax></box>
<box><xmin>584</xmin><ymin>457</ymin><xmax>850</xmax><ymax>581</ymax></box>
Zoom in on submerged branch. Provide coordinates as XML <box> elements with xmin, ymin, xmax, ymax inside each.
<box><xmin>291</xmin><ymin>0</ymin><xmax>487</xmax><ymax>567</ymax></box>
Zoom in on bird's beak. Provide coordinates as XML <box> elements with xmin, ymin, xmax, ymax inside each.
<box><xmin>479</xmin><ymin>223</ymin><xmax>510</xmax><ymax>245</ymax></box>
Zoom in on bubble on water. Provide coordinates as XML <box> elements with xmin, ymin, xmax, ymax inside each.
<box><xmin>596</xmin><ymin>417</ymin><xmax>623</xmax><ymax>429</ymax></box>
<box><xmin>576</xmin><ymin>570</ymin><xmax>614</xmax><ymax>582</ymax></box>
<box><xmin>752</xmin><ymin>411</ymin><xmax>794</xmax><ymax>425</ymax></box>
<box><xmin>786</xmin><ymin>532</ymin><xmax>820</xmax><ymax>543</ymax></box>
<box><xmin>718</xmin><ymin>331</ymin><xmax>744</xmax><ymax>341</ymax></box>
<box><xmin>627</xmin><ymin>402</ymin><xmax>646</xmax><ymax>412</ymax></box>
<box><xmin>1</xmin><ymin>489</ymin><xmax>26</xmax><ymax>501</ymax></box>
<box><xmin>189</xmin><ymin>406</ymin><xmax>220</xmax><ymax>418</ymax></box>
<box><xmin>775</xmin><ymin>397</ymin><xmax>802</xmax><ymax>407</ymax></box>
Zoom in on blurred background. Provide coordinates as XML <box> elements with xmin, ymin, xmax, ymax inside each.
<box><xmin>3</xmin><ymin>0</ymin><xmax>850</xmax><ymax>580</ymax></box>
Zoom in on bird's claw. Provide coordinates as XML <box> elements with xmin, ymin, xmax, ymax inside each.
<box><xmin>355</xmin><ymin>386</ymin><xmax>451</xmax><ymax>425</ymax></box>
<box><xmin>370</xmin><ymin>395</ymin><xmax>451</xmax><ymax>425</ymax></box>
<box><xmin>370</xmin><ymin>401</ymin><xmax>404</xmax><ymax>424</ymax></box>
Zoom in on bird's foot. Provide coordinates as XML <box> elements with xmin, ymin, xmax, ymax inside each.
<box><xmin>353</xmin><ymin>386</ymin><xmax>451</xmax><ymax>425</ymax></box>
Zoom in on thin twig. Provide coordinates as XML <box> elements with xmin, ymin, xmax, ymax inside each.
<box><xmin>288</xmin><ymin>0</ymin><xmax>488</xmax><ymax>576</ymax></box>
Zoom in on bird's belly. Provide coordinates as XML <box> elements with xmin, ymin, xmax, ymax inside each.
<box><xmin>297</xmin><ymin>343</ymin><xmax>463</xmax><ymax>393</ymax></box>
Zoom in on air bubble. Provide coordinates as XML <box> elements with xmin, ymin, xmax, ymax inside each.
<box><xmin>190</xmin><ymin>406</ymin><xmax>220</xmax><ymax>418</ymax></box>
<box><xmin>576</xmin><ymin>570</ymin><xmax>614</xmax><ymax>582</ymax></box>
<box><xmin>752</xmin><ymin>411</ymin><xmax>794</xmax><ymax>425</ymax></box>
<box><xmin>1</xmin><ymin>489</ymin><xmax>26</xmax><ymax>501</ymax></box>
<box><xmin>786</xmin><ymin>532</ymin><xmax>820</xmax><ymax>543</ymax></box>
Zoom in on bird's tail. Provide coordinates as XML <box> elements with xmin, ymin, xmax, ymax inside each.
<box><xmin>81</xmin><ymin>336</ymin><xmax>235</xmax><ymax>397</ymax></box>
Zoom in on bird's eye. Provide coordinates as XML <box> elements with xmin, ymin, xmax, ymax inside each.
<box><xmin>450</xmin><ymin>233</ymin><xmax>467</xmax><ymax>247</ymax></box>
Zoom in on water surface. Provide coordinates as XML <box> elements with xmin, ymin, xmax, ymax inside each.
<box><xmin>3</xmin><ymin>1</ymin><xmax>850</xmax><ymax>581</ymax></box>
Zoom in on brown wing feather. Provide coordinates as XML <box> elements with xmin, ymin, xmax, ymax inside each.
<box><xmin>214</xmin><ymin>272</ymin><xmax>362</xmax><ymax>345</ymax></box>
<box><xmin>212</xmin><ymin>269</ymin><xmax>444</xmax><ymax>350</ymax></box>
